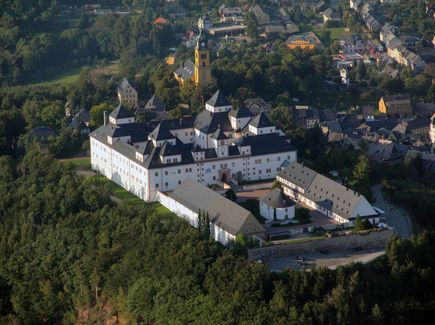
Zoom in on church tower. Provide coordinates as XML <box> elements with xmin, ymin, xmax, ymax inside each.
<box><xmin>194</xmin><ymin>29</ymin><xmax>212</xmax><ymax>88</ymax></box>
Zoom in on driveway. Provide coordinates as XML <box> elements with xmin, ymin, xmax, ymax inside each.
<box><xmin>372</xmin><ymin>184</ymin><xmax>412</xmax><ymax>238</ymax></box>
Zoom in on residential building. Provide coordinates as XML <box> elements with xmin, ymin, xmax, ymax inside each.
<box><xmin>414</xmin><ymin>102</ymin><xmax>435</xmax><ymax>117</ymax></box>
<box><xmin>366</xmin><ymin>142</ymin><xmax>408</xmax><ymax>163</ymax></box>
<box><xmin>208</xmin><ymin>23</ymin><xmax>247</xmax><ymax>37</ymax></box>
<box><xmin>431</xmin><ymin>114</ymin><xmax>435</xmax><ymax>144</ymax></box>
<box><xmin>278</xmin><ymin>7</ymin><xmax>292</xmax><ymax>23</ymax></box>
<box><xmin>219</xmin><ymin>7</ymin><xmax>244</xmax><ymax>22</ymax></box>
<box><xmin>90</xmin><ymin>91</ymin><xmax>297</xmax><ymax>202</ymax></box>
<box><xmin>387</xmin><ymin>45</ymin><xmax>426</xmax><ymax>71</ymax></box>
<box><xmin>383</xmin><ymin>33</ymin><xmax>402</xmax><ymax>49</ymax></box>
<box><xmin>65</xmin><ymin>100</ymin><xmax>73</xmax><ymax>117</ymax></box>
<box><xmin>198</xmin><ymin>15</ymin><xmax>212</xmax><ymax>30</ymax></box>
<box><xmin>286</xmin><ymin>32</ymin><xmax>322</xmax><ymax>50</ymax></box>
<box><xmin>244</xmin><ymin>98</ymin><xmax>272</xmax><ymax>114</ymax></box>
<box><xmin>276</xmin><ymin>162</ymin><xmax>380</xmax><ymax>225</ymax></box>
<box><xmin>293</xmin><ymin>107</ymin><xmax>336</xmax><ymax>129</ymax></box>
<box><xmin>260</xmin><ymin>188</ymin><xmax>296</xmax><ymax>222</ymax></box>
<box><xmin>380</xmin><ymin>65</ymin><xmax>399</xmax><ymax>79</ymax></box>
<box><xmin>379</xmin><ymin>95</ymin><xmax>412</xmax><ymax>116</ymax></box>
<box><xmin>117</xmin><ymin>78</ymin><xmax>138</xmax><ymax>108</ymax></box>
<box><xmin>250</xmin><ymin>5</ymin><xmax>270</xmax><ymax>25</ymax></box>
<box><xmin>392</xmin><ymin>118</ymin><xmax>431</xmax><ymax>138</ymax></box>
<box><xmin>323</xmin><ymin>8</ymin><xmax>340</xmax><ymax>25</ymax></box>
<box><xmin>350</xmin><ymin>0</ymin><xmax>363</xmax><ymax>11</ymax></box>
<box><xmin>380</xmin><ymin>0</ymin><xmax>400</xmax><ymax>3</ymax></box>
<box><xmin>362</xmin><ymin>105</ymin><xmax>375</xmax><ymax>120</ymax></box>
<box><xmin>139</xmin><ymin>94</ymin><xmax>167</xmax><ymax>119</ymax></box>
<box><xmin>153</xmin><ymin>17</ymin><xmax>170</xmax><ymax>26</ymax></box>
<box><xmin>365</xmin><ymin>15</ymin><xmax>381</xmax><ymax>32</ymax></box>
<box><xmin>339</xmin><ymin>34</ymin><xmax>365</xmax><ymax>53</ymax></box>
<box><xmin>156</xmin><ymin>179</ymin><xmax>265</xmax><ymax>245</ymax></box>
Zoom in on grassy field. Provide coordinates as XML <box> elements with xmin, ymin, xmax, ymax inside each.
<box><xmin>30</xmin><ymin>67</ymin><xmax>82</xmax><ymax>86</ymax></box>
<box><xmin>103</xmin><ymin>179</ymin><xmax>175</xmax><ymax>217</ymax></box>
<box><xmin>314</xmin><ymin>27</ymin><xmax>347</xmax><ymax>40</ymax></box>
<box><xmin>61</xmin><ymin>157</ymin><xmax>91</xmax><ymax>168</ymax></box>
<box><xmin>29</xmin><ymin>61</ymin><xmax>119</xmax><ymax>87</ymax></box>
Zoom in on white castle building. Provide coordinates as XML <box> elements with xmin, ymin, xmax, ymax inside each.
<box><xmin>90</xmin><ymin>90</ymin><xmax>297</xmax><ymax>202</ymax></box>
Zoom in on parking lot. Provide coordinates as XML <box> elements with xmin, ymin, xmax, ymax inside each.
<box><xmin>266</xmin><ymin>248</ymin><xmax>385</xmax><ymax>272</ymax></box>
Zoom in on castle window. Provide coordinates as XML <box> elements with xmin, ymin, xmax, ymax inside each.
<box><xmin>201</xmin><ymin>54</ymin><xmax>207</xmax><ymax>59</ymax></box>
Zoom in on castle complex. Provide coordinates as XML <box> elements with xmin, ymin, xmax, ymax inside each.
<box><xmin>90</xmin><ymin>91</ymin><xmax>297</xmax><ymax>202</ymax></box>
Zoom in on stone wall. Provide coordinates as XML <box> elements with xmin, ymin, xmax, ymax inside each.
<box><xmin>248</xmin><ymin>229</ymin><xmax>393</xmax><ymax>260</ymax></box>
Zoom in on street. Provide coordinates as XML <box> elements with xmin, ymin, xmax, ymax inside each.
<box><xmin>372</xmin><ymin>184</ymin><xmax>413</xmax><ymax>238</ymax></box>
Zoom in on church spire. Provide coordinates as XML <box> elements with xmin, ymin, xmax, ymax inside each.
<box><xmin>194</xmin><ymin>27</ymin><xmax>212</xmax><ymax>87</ymax></box>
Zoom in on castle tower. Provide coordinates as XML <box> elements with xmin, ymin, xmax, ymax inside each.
<box><xmin>194</xmin><ymin>29</ymin><xmax>212</xmax><ymax>88</ymax></box>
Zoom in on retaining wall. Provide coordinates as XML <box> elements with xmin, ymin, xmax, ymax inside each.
<box><xmin>248</xmin><ymin>229</ymin><xmax>393</xmax><ymax>260</ymax></box>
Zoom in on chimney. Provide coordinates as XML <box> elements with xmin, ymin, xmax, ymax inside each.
<box><xmin>103</xmin><ymin>111</ymin><xmax>107</xmax><ymax>126</ymax></box>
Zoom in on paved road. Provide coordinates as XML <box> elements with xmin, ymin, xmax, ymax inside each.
<box><xmin>266</xmin><ymin>248</ymin><xmax>386</xmax><ymax>271</ymax></box>
<box><xmin>372</xmin><ymin>184</ymin><xmax>412</xmax><ymax>238</ymax></box>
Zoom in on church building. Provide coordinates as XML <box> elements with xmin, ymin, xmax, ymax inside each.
<box><xmin>174</xmin><ymin>28</ymin><xmax>212</xmax><ymax>88</ymax></box>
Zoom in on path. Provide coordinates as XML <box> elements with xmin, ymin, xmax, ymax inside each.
<box><xmin>372</xmin><ymin>184</ymin><xmax>412</xmax><ymax>238</ymax></box>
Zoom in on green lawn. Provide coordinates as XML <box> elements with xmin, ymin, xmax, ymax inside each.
<box><xmin>62</xmin><ymin>157</ymin><xmax>91</xmax><ymax>168</ymax></box>
<box><xmin>94</xmin><ymin>175</ymin><xmax>176</xmax><ymax>218</ymax></box>
<box><xmin>314</xmin><ymin>27</ymin><xmax>347</xmax><ymax>40</ymax></box>
<box><xmin>30</xmin><ymin>67</ymin><xmax>81</xmax><ymax>86</ymax></box>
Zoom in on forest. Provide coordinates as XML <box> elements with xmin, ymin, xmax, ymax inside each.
<box><xmin>0</xmin><ymin>150</ymin><xmax>435</xmax><ymax>324</ymax></box>
<box><xmin>1</xmin><ymin>1</ymin><xmax>435</xmax><ymax>323</ymax></box>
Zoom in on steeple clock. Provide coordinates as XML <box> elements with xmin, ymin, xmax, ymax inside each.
<box><xmin>194</xmin><ymin>29</ymin><xmax>212</xmax><ymax>87</ymax></box>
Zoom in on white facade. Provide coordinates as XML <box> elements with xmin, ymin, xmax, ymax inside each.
<box><xmin>276</xmin><ymin>163</ymin><xmax>381</xmax><ymax>226</ymax></box>
<box><xmin>91</xmin><ymin>91</ymin><xmax>297</xmax><ymax>203</ymax></box>
<box><xmin>91</xmin><ymin>134</ymin><xmax>296</xmax><ymax>202</ymax></box>
<box><xmin>156</xmin><ymin>192</ymin><xmax>236</xmax><ymax>245</ymax></box>
<box><xmin>260</xmin><ymin>202</ymin><xmax>295</xmax><ymax>222</ymax></box>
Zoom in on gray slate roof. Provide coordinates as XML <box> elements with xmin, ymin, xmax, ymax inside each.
<box><xmin>110</xmin><ymin>104</ymin><xmax>135</xmax><ymax>119</ymax></box>
<box><xmin>250</xmin><ymin>112</ymin><xmax>274</xmax><ymax>128</ymax></box>
<box><xmin>194</xmin><ymin>110</ymin><xmax>232</xmax><ymax>134</ymax></box>
<box><xmin>170</xmin><ymin>179</ymin><xmax>265</xmax><ymax>237</ymax></box>
<box><xmin>260</xmin><ymin>188</ymin><xmax>295</xmax><ymax>208</ymax></box>
<box><xmin>206</xmin><ymin>90</ymin><xmax>231</xmax><ymax>107</ymax></box>
<box><xmin>175</xmin><ymin>60</ymin><xmax>194</xmax><ymax>80</ymax></box>
<box><xmin>228</xmin><ymin>106</ymin><xmax>252</xmax><ymax>118</ymax></box>
<box><xmin>118</xmin><ymin>78</ymin><xmax>136</xmax><ymax>92</ymax></box>
<box><xmin>149</xmin><ymin>120</ymin><xmax>175</xmax><ymax>141</ymax></box>
<box><xmin>211</xmin><ymin>128</ymin><xmax>228</xmax><ymax>140</ymax></box>
<box><xmin>144</xmin><ymin>95</ymin><xmax>167</xmax><ymax>111</ymax></box>
<box><xmin>278</xmin><ymin>162</ymin><xmax>377</xmax><ymax>220</ymax></box>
